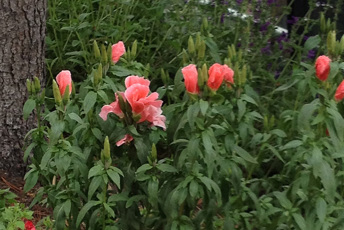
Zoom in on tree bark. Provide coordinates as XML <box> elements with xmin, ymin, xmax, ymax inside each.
<box><xmin>0</xmin><ymin>0</ymin><xmax>46</xmax><ymax>176</ymax></box>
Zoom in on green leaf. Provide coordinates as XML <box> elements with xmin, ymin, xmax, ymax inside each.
<box><xmin>88</xmin><ymin>165</ymin><xmax>104</xmax><ymax>179</ymax></box>
<box><xmin>241</xmin><ymin>94</ymin><xmax>258</xmax><ymax>106</ymax></box>
<box><xmin>24</xmin><ymin>169</ymin><xmax>38</xmax><ymax>192</ymax></box>
<box><xmin>23</xmin><ymin>143</ymin><xmax>36</xmax><ymax>163</ymax></box>
<box><xmin>187</xmin><ymin>102</ymin><xmax>200</xmax><ymax>131</ymax></box>
<box><xmin>126</xmin><ymin>195</ymin><xmax>146</xmax><ymax>208</ymax></box>
<box><xmin>274</xmin><ymin>191</ymin><xmax>292</xmax><ymax>210</ymax></box>
<box><xmin>156</xmin><ymin>164</ymin><xmax>177</xmax><ymax>173</ymax></box>
<box><xmin>88</xmin><ymin>176</ymin><xmax>102</xmax><ymax>200</ymax></box>
<box><xmin>23</xmin><ymin>99</ymin><xmax>36</xmax><ymax>120</ymax></box>
<box><xmin>304</xmin><ymin>35</ymin><xmax>320</xmax><ymax>51</ymax></box>
<box><xmin>76</xmin><ymin>200</ymin><xmax>101</xmax><ymax>227</ymax></box>
<box><xmin>97</xmin><ymin>90</ymin><xmax>110</xmax><ymax>104</ymax></box>
<box><xmin>316</xmin><ymin>197</ymin><xmax>327</xmax><ymax>223</ymax></box>
<box><xmin>107</xmin><ymin>170</ymin><xmax>121</xmax><ymax>189</ymax></box>
<box><xmin>68</xmin><ymin>113</ymin><xmax>84</xmax><ymax>124</ymax></box>
<box><xmin>189</xmin><ymin>180</ymin><xmax>198</xmax><ymax>198</ymax></box>
<box><xmin>103</xmin><ymin>203</ymin><xmax>115</xmax><ymax>218</ymax></box>
<box><xmin>110</xmin><ymin>65</ymin><xmax>140</xmax><ymax>77</ymax></box>
<box><xmin>83</xmin><ymin>91</ymin><xmax>97</xmax><ymax>114</ymax></box>
<box><xmin>136</xmin><ymin>164</ymin><xmax>152</xmax><ymax>174</ymax></box>
<box><xmin>199</xmin><ymin>100</ymin><xmax>209</xmax><ymax>115</ymax></box>
<box><xmin>274</xmin><ymin>79</ymin><xmax>299</xmax><ymax>92</ymax></box>
<box><xmin>108</xmin><ymin>194</ymin><xmax>128</xmax><ymax>203</ymax></box>
<box><xmin>281</xmin><ymin>140</ymin><xmax>303</xmax><ymax>150</ymax></box>
<box><xmin>292</xmin><ymin>213</ymin><xmax>306</xmax><ymax>230</ymax></box>
<box><xmin>233</xmin><ymin>145</ymin><xmax>257</xmax><ymax>164</ymax></box>
<box><xmin>237</xmin><ymin>99</ymin><xmax>246</xmax><ymax>122</ymax></box>
<box><xmin>91</xmin><ymin>128</ymin><xmax>103</xmax><ymax>141</ymax></box>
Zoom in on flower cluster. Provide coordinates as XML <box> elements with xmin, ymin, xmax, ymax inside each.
<box><xmin>181</xmin><ymin>63</ymin><xmax>234</xmax><ymax>94</ymax></box>
<box><xmin>99</xmin><ymin>75</ymin><xmax>166</xmax><ymax>145</ymax></box>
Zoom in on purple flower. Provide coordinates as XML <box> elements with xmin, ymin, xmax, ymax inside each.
<box><xmin>267</xmin><ymin>0</ymin><xmax>275</xmax><ymax>5</ymax></box>
<box><xmin>307</xmin><ymin>50</ymin><xmax>316</xmax><ymax>59</ymax></box>
<box><xmin>260</xmin><ymin>22</ymin><xmax>271</xmax><ymax>32</ymax></box>
<box><xmin>287</xmin><ymin>16</ymin><xmax>299</xmax><ymax>25</ymax></box>
<box><xmin>236</xmin><ymin>0</ymin><xmax>243</xmax><ymax>4</ymax></box>
<box><xmin>261</xmin><ymin>43</ymin><xmax>272</xmax><ymax>54</ymax></box>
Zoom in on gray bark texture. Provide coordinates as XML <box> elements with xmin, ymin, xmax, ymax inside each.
<box><xmin>0</xmin><ymin>0</ymin><xmax>46</xmax><ymax>176</ymax></box>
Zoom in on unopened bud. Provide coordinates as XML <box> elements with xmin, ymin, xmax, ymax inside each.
<box><xmin>30</xmin><ymin>82</ymin><xmax>36</xmax><ymax>95</ymax></box>
<box><xmin>53</xmin><ymin>80</ymin><xmax>62</xmax><ymax>105</ymax></box>
<box><xmin>62</xmin><ymin>85</ymin><xmax>70</xmax><ymax>105</ymax></box>
<box><xmin>202</xmin><ymin>17</ymin><xmax>208</xmax><ymax>31</ymax></box>
<box><xmin>201</xmin><ymin>63</ymin><xmax>208</xmax><ymax>84</ymax></box>
<box><xmin>101</xmin><ymin>44</ymin><xmax>108</xmax><ymax>64</ymax></box>
<box><xmin>34</xmin><ymin>76</ymin><xmax>41</xmax><ymax>92</ymax></box>
<box><xmin>94</xmin><ymin>63</ymin><xmax>103</xmax><ymax>87</ymax></box>
<box><xmin>241</xmin><ymin>64</ymin><xmax>247</xmax><ymax>85</ymax></box>
<box><xmin>151</xmin><ymin>143</ymin><xmax>157</xmax><ymax>161</ymax></box>
<box><xmin>327</xmin><ymin>31</ymin><xmax>336</xmax><ymax>55</ymax></box>
<box><xmin>188</xmin><ymin>36</ymin><xmax>195</xmax><ymax>55</ymax></box>
<box><xmin>161</xmin><ymin>68</ymin><xmax>168</xmax><ymax>85</ymax></box>
<box><xmin>182</xmin><ymin>49</ymin><xmax>189</xmax><ymax>65</ymax></box>
<box><xmin>131</xmin><ymin>40</ymin><xmax>138</xmax><ymax>57</ymax></box>
<box><xmin>197</xmin><ymin>40</ymin><xmax>206</xmax><ymax>60</ymax></box>
<box><xmin>40</xmin><ymin>88</ymin><xmax>46</xmax><ymax>101</ymax></box>
<box><xmin>340</xmin><ymin>35</ymin><xmax>344</xmax><ymax>54</ymax></box>
<box><xmin>195</xmin><ymin>32</ymin><xmax>201</xmax><ymax>50</ymax></box>
<box><xmin>107</xmin><ymin>44</ymin><xmax>112</xmax><ymax>63</ymax></box>
<box><xmin>104</xmin><ymin>136</ymin><xmax>111</xmax><ymax>160</ymax></box>
<box><xmin>320</xmin><ymin>13</ymin><xmax>326</xmax><ymax>34</ymax></box>
<box><xmin>197</xmin><ymin>68</ymin><xmax>204</xmax><ymax>88</ymax></box>
<box><xmin>93</xmin><ymin>40</ymin><xmax>101</xmax><ymax>59</ymax></box>
<box><xmin>26</xmin><ymin>79</ymin><xmax>32</xmax><ymax>95</ymax></box>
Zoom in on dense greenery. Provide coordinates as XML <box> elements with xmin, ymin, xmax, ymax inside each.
<box><xmin>18</xmin><ymin>0</ymin><xmax>344</xmax><ymax>229</ymax></box>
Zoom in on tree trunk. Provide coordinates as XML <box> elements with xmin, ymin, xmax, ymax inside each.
<box><xmin>0</xmin><ymin>0</ymin><xmax>46</xmax><ymax>176</ymax></box>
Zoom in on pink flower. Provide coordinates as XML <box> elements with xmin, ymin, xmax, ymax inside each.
<box><xmin>99</xmin><ymin>92</ymin><xmax>125</xmax><ymax>120</ymax></box>
<box><xmin>56</xmin><ymin>70</ymin><xmax>72</xmax><ymax>96</ymax></box>
<box><xmin>315</xmin><ymin>55</ymin><xmax>331</xmax><ymax>81</ymax></box>
<box><xmin>181</xmin><ymin>64</ymin><xmax>199</xmax><ymax>94</ymax></box>
<box><xmin>24</xmin><ymin>220</ymin><xmax>36</xmax><ymax>230</ymax></box>
<box><xmin>222</xmin><ymin>64</ymin><xmax>234</xmax><ymax>87</ymax></box>
<box><xmin>112</xmin><ymin>41</ymin><xmax>126</xmax><ymax>63</ymax></box>
<box><xmin>335</xmin><ymin>80</ymin><xmax>344</xmax><ymax>101</ymax></box>
<box><xmin>125</xmin><ymin>75</ymin><xmax>150</xmax><ymax>88</ymax></box>
<box><xmin>116</xmin><ymin>134</ymin><xmax>133</xmax><ymax>146</ymax></box>
<box><xmin>208</xmin><ymin>63</ymin><xmax>224</xmax><ymax>91</ymax></box>
<box><xmin>99</xmin><ymin>76</ymin><xmax>166</xmax><ymax>130</ymax></box>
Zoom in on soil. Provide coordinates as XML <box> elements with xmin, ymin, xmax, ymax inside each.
<box><xmin>0</xmin><ymin>169</ymin><xmax>52</xmax><ymax>225</ymax></box>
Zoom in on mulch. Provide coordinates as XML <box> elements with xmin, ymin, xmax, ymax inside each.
<box><xmin>0</xmin><ymin>169</ymin><xmax>52</xmax><ymax>225</ymax></box>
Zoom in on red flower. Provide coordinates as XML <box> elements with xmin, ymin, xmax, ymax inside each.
<box><xmin>99</xmin><ymin>76</ymin><xmax>166</xmax><ymax>130</ymax></box>
<box><xmin>56</xmin><ymin>70</ymin><xmax>72</xmax><ymax>96</ymax></box>
<box><xmin>99</xmin><ymin>92</ymin><xmax>125</xmax><ymax>120</ymax></box>
<box><xmin>335</xmin><ymin>80</ymin><xmax>344</xmax><ymax>101</ymax></box>
<box><xmin>315</xmin><ymin>55</ymin><xmax>331</xmax><ymax>81</ymax></box>
<box><xmin>208</xmin><ymin>63</ymin><xmax>225</xmax><ymax>91</ymax></box>
<box><xmin>181</xmin><ymin>64</ymin><xmax>199</xmax><ymax>94</ymax></box>
<box><xmin>222</xmin><ymin>64</ymin><xmax>234</xmax><ymax>87</ymax></box>
<box><xmin>24</xmin><ymin>220</ymin><xmax>36</xmax><ymax>230</ymax></box>
<box><xmin>116</xmin><ymin>134</ymin><xmax>134</xmax><ymax>146</ymax></box>
<box><xmin>112</xmin><ymin>41</ymin><xmax>126</xmax><ymax>63</ymax></box>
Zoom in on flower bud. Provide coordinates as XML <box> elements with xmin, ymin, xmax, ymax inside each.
<box><xmin>26</xmin><ymin>79</ymin><xmax>32</xmax><ymax>95</ymax></box>
<box><xmin>94</xmin><ymin>63</ymin><xmax>103</xmax><ymax>87</ymax></box>
<box><xmin>339</xmin><ymin>35</ymin><xmax>344</xmax><ymax>54</ymax></box>
<box><xmin>101</xmin><ymin>44</ymin><xmax>108</xmax><ymax>64</ymax></box>
<box><xmin>327</xmin><ymin>31</ymin><xmax>336</xmax><ymax>55</ymax></box>
<box><xmin>240</xmin><ymin>64</ymin><xmax>247</xmax><ymax>85</ymax></box>
<box><xmin>202</xmin><ymin>17</ymin><xmax>208</xmax><ymax>31</ymax></box>
<box><xmin>182</xmin><ymin>49</ymin><xmax>189</xmax><ymax>65</ymax></box>
<box><xmin>188</xmin><ymin>36</ymin><xmax>195</xmax><ymax>55</ymax></box>
<box><xmin>201</xmin><ymin>63</ymin><xmax>208</xmax><ymax>84</ymax></box>
<box><xmin>53</xmin><ymin>80</ymin><xmax>62</xmax><ymax>106</ymax></box>
<box><xmin>151</xmin><ymin>143</ymin><xmax>157</xmax><ymax>161</ymax></box>
<box><xmin>161</xmin><ymin>68</ymin><xmax>168</xmax><ymax>85</ymax></box>
<box><xmin>93</xmin><ymin>40</ymin><xmax>101</xmax><ymax>59</ymax></box>
<box><xmin>40</xmin><ymin>88</ymin><xmax>45</xmax><ymax>101</ymax></box>
<box><xmin>103</xmin><ymin>136</ymin><xmax>111</xmax><ymax>160</ymax></box>
<box><xmin>33</xmin><ymin>76</ymin><xmax>41</xmax><ymax>92</ymax></box>
<box><xmin>30</xmin><ymin>81</ymin><xmax>36</xmax><ymax>95</ymax></box>
<box><xmin>197</xmin><ymin>40</ymin><xmax>206</xmax><ymax>60</ymax></box>
<box><xmin>195</xmin><ymin>32</ymin><xmax>201</xmax><ymax>50</ymax></box>
<box><xmin>320</xmin><ymin>12</ymin><xmax>326</xmax><ymax>34</ymax></box>
<box><xmin>62</xmin><ymin>85</ymin><xmax>70</xmax><ymax>105</ymax></box>
<box><xmin>197</xmin><ymin>67</ymin><xmax>204</xmax><ymax>88</ymax></box>
<box><xmin>131</xmin><ymin>40</ymin><xmax>138</xmax><ymax>57</ymax></box>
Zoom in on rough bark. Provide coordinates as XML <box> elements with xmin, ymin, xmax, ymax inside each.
<box><xmin>0</xmin><ymin>0</ymin><xmax>46</xmax><ymax>176</ymax></box>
